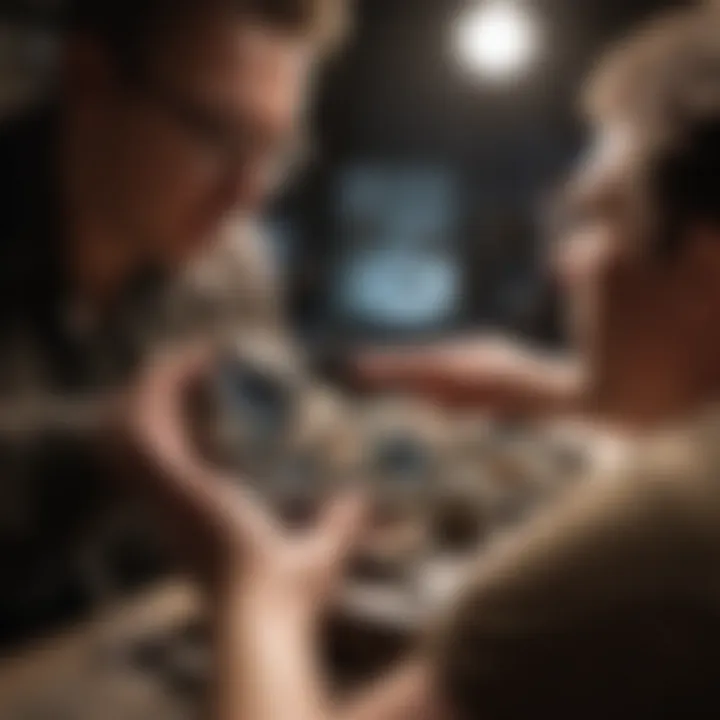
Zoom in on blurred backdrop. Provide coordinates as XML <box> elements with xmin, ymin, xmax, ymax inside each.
<box><xmin>0</xmin><ymin>0</ymin><xmax>687</xmax><ymax>345</ymax></box>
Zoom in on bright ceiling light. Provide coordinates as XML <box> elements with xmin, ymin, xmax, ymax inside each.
<box><xmin>455</xmin><ymin>2</ymin><xmax>539</xmax><ymax>80</ymax></box>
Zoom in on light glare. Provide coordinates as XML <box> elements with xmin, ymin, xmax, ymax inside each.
<box><xmin>456</xmin><ymin>2</ymin><xmax>539</xmax><ymax>80</ymax></box>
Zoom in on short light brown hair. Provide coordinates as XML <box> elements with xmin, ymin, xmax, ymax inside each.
<box><xmin>583</xmin><ymin>3</ymin><xmax>720</xmax><ymax>253</ymax></box>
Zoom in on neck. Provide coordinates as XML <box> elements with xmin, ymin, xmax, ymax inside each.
<box><xmin>59</xmin><ymin>109</ymin><xmax>140</xmax><ymax>309</ymax></box>
<box><xmin>585</xmin><ymin>343</ymin><xmax>720</xmax><ymax>434</ymax></box>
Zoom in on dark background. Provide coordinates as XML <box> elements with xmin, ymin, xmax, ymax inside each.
<box><xmin>0</xmin><ymin>0</ymin><xmax>689</xmax><ymax>343</ymax></box>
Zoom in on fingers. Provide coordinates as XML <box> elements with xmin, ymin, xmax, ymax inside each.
<box><xmin>214</xmin><ymin>480</ymin><xmax>280</xmax><ymax>553</ymax></box>
<box><xmin>122</xmin><ymin>347</ymin><xmax>225</xmax><ymax>539</ymax></box>
<box><xmin>313</xmin><ymin>490</ymin><xmax>369</xmax><ymax>568</ymax></box>
<box><xmin>122</xmin><ymin>345</ymin><xmax>283</xmax><ymax>577</ymax></box>
<box><xmin>135</xmin><ymin>346</ymin><xmax>278</xmax><ymax>528</ymax></box>
<box><xmin>355</xmin><ymin>349</ymin><xmax>437</xmax><ymax>389</ymax></box>
<box><xmin>127</xmin><ymin>348</ymin><xmax>211</xmax><ymax>501</ymax></box>
<box><xmin>134</xmin><ymin>345</ymin><xmax>212</xmax><ymax>434</ymax></box>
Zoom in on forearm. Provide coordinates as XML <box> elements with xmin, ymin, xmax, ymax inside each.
<box><xmin>208</xmin><ymin>580</ymin><xmax>438</xmax><ymax>720</ymax></box>
<box><xmin>453</xmin><ymin>350</ymin><xmax>581</xmax><ymax>416</ymax></box>
<box><xmin>209</xmin><ymin>582</ymin><xmax>332</xmax><ymax>720</ymax></box>
<box><xmin>354</xmin><ymin>338</ymin><xmax>581</xmax><ymax>417</ymax></box>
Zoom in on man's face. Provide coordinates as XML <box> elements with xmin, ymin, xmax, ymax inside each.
<box><xmin>550</xmin><ymin>123</ymin><xmax>693</xmax><ymax>394</ymax></box>
<box><xmin>77</xmin><ymin>11</ymin><xmax>313</xmax><ymax>268</ymax></box>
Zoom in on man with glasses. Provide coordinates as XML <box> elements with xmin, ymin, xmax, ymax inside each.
<box><xmin>0</xmin><ymin>0</ymin><xmax>342</xmax><ymax>647</ymax></box>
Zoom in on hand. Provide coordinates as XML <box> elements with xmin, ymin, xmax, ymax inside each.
<box><xmin>113</xmin><ymin>346</ymin><xmax>367</xmax><ymax>616</ymax></box>
<box><xmin>356</xmin><ymin>337</ymin><xmax>519</xmax><ymax>378</ymax></box>
<box><xmin>352</xmin><ymin>337</ymin><xmax>581</xmax><ymax>417</ymax></box>
<box><xmin>352</xmin><ymin>337</ymin><xmax>524</xmax><ymax>399</ymax></box>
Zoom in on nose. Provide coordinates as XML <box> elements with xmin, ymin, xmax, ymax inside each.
<box><xmin>220</xmin><ymin>163</ymin><xmax>274</xmax><ymax>215</ymax></box>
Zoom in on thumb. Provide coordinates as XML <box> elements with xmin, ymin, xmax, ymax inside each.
<box><xmin>314</xmin><ymin>490</ymin><xmax>369</xmax><ymax>568</ymax></box>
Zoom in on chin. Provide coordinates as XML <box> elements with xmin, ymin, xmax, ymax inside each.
<box><xmin>172</xmin><ymin>230</ymin><xmax>217</xmax><ymax>264</ymax></box>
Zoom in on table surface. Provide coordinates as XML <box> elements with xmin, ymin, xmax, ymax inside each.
<box><xmin>0</xmin><ymin>559</ymin><xmax>475</xmax><ymax>719</ymax></box>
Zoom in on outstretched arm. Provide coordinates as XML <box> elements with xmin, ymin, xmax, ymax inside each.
<box><xmin>352</xmin><ymin>336</ymin><xmax>581</xmax><ymax>417</ymax></box>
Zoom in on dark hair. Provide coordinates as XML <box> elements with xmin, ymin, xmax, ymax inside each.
<box><xmin>66</xmin><ymin>0</ymin><xmax>347</xmax><ymax>77</ymax></box>
<box><xmin>584</xmin><ymin>4</ymin><xmax>720</xmax><ymax>253</ymax></box>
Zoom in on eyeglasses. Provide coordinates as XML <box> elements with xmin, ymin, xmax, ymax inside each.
<box><xmin>131</xmin><ymin>77</ymin><xmax>310</xmax><ymax>182</ymax></box>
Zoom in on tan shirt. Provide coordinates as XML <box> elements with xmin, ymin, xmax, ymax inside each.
<box><xmin>435</xmin><ymin>409</ymin><xmax>720</xmax><ymax>719</ymax></box>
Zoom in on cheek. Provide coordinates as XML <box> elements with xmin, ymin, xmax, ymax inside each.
<box><xmin>553</xmin><ymin>228</ymin><xmax>624</xmax><ymax>353</ymax></box>
<box><xmin>128</xmin><ymin>119</ymin><xmax>227</xmax><ymax>234</ymax></box>
<box><xmin>554</xmin><ymin>227</ymin><xmax>617</xmax><ymax>294</ymax></box>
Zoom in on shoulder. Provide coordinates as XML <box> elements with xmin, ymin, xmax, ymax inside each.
<box><xmin>628</xmin><ymin>411</ymin><xmax>720</xmax><ymax>556</ymax></box>
<box><xmin>437</xmin><ymin>419</ymin><xmax>720</xmax><ymax>639</ymax></box>
<box><xmin>432</xmin><ymin>422</ymin><xmax>720</xmax><ymax>719</ymax></box>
